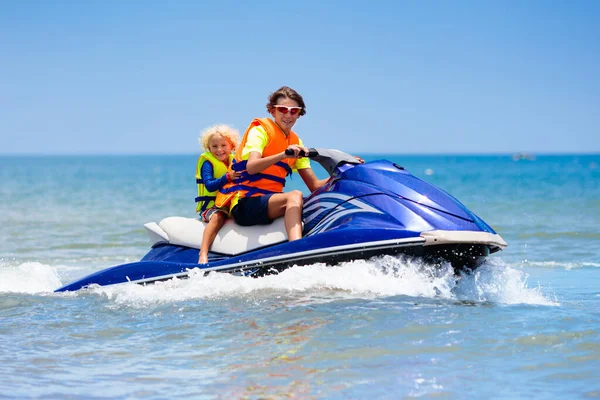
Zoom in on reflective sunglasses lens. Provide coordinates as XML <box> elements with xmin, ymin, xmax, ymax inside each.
<box><xmin>275</xmin><ymin>106</ymin><xmax>289</xmax><ymax>114</ymax></box>
<box><xmin>290</xmin><ymin>108</ymin><xmax>300</xmax><ymax>115</ymax></box>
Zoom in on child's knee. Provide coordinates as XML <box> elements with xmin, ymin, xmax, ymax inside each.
<box><xmin>289</xmin><ymin>190</ymin><xmax>303</xmax><ymax>207</ymax></box>
<box><xmin>208</xmin><ymin>211</ymin><xmax>226</xmax><ymax>226</ymax></box>
<box><xmin>213</xmin><ymin>211</ymin><xmax>227</xmax><ymax>223</ymax></box>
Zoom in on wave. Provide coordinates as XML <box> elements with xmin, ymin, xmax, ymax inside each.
<box><xmin>69</xmin><ymin>256</ymin><xmax>558</xmax><ymax>307</ymax></box>
<box><xmin>1</xmin><ymin>256</ymin><xmax>558</xmax><ymax>307</ymax></box>
<box><xmin>0</xmin><ymin>262</ymin><xmax>62</xmax><ymax>294</ymax></box>
<box><xmin>519</xmin><ymin>260</ymin><xmax>600</xmax><ymax>270</ymax></box>
<box><xmin>518</xmin><ymin>232</ymin><xmax>600</xmax><ymax>239</ymax></box>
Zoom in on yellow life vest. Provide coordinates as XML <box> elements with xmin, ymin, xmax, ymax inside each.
<box><xmin>195</xmin><ymin>151</ymin><xmax>233</xmax><ymax>213</ymax></box>
<box><xmin>215</xmin><ymin>118</ymin><xmax>299</xmax><ymax>212</ymax></box>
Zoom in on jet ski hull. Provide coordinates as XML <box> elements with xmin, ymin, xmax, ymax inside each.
<box><xmin>55</xmin><ymin>229</ymin><xmax>503</xmax><ymax>292</ymax></box>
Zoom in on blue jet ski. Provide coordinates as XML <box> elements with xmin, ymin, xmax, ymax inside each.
<box><xmin>55</xmin><ymin>148</ymin><xmax>507</xmax><ymax>292</ymax></box>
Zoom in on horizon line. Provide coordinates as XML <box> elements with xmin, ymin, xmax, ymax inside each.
<box><xmin>1</xmin><ymin>151</ymin><xmax>598</xmax><ymax>157</ymax></box>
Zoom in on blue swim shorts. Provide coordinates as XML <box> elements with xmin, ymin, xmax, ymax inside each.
<box><xmin>231</xmin><ymin>194</ymin><xmax>274</xmax><ymax>226</ymax></box>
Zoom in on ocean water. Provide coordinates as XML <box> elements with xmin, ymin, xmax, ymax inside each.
<box><xmin>1</xmin><ymin>153</ymin><xmax>599</xmax><ymax>399</ymax></box>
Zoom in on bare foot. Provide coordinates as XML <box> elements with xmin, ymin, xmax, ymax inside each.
<box><xmin>198</xmin><ymin>254</ymin><xmax>208</xmax><ymax>264</ymax></box>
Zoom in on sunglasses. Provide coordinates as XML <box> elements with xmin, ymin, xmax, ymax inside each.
<box><xmin>274</xmin><ymin>105</ymin><xmax>303</xmax><ymax>115</ymax></box>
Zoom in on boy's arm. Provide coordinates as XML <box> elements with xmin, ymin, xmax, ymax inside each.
<box><xmin>201</xmin><ymin>162</ymin><xmax>230</xmax><ymax>192</ymax></box>
<box><xmin>246</xmin><ymin>151</ymin><xmax>287</xmax><ymax>175</ymax></box>
<box><xmin>298</xmin><ymin>167</ymin><xmax>329</xmax><ymax>193</ymax></box>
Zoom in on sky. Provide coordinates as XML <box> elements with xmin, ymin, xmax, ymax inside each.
<box><xmin>1</xmin><ymin>0</ymin><xmax>599</xmax><ymax>155</ymax></box>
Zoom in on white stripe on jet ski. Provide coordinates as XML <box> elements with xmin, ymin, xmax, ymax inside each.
<box><xmin>307</xmin><ymin>199</ymin><xmax>384</xmax><ymax>235</ymax></box>
<box><xmin>304</xmin><ymin>193</ymin><xmax>384</xmax><ymax>235</ymax></box>
<box><xmin>304</xmin><ymin>192</ymin><xmax>351</xmax><ymax>208</ymax></box>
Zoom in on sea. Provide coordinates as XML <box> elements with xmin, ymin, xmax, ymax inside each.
<box><xmin>1</xmin><ymin>153</ymin><xmax>599</xmax><ymax>399</ymax></box>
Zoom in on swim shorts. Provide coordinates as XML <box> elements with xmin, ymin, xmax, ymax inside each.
<box><xmin>231</xmin><ymin>194</ymin><xmax>274</xmax><ymax>226</ymax></box>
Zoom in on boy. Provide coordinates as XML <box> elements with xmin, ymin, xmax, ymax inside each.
<box><xmin>195</xmin><ymin>124</ymin><xmax>240</xmax><ymax>263</ymax></box>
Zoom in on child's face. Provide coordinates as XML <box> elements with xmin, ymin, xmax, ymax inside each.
<box><xmin>270</xmin><ymin>97</ymin><xmax>301</xmax><ymax>134</ymax></box>
<box><xmin>208</xmin><ymin>134</ymin><xmax>232</xmax><ymax>163</ymax></box>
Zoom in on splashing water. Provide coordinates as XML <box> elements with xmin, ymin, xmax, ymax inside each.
<box><xmin>0</xmin><ymin>262</ymin><xmax>62</xmax><ymax>294</ymax></box>
<box><xmin>40</xmin><ymin>255</ymin><xmax>559</xmax><ymax>308</ymax></box>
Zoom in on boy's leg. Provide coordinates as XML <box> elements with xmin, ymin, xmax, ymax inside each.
<box><xmin>198</xmin><ymin>211</ymin><xmax>227</xmax><ymax>264</ymax></box>
<box><xmin>267</xmin><ymin>190</ymin><xmax>303</xmax><ymax>241</ymax></box>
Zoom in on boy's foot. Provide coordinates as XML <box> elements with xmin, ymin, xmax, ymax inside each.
<box><xmin>198</xmin><ymin>254</ymin><xmax>208</xmax><ymax>264</ymax></box>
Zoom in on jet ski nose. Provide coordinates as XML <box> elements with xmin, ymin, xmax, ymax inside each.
<box><xmin>342</xmin><ymin>160</ymin><xmax>477</xmax><ymax>222</ymax></box>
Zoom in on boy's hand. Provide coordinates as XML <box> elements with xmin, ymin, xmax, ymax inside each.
<box><xmin>230</xmin><ymin>170</ymin><xmax>242</xmax><ymax>180</ymax></box>
<box><xmin>284</xmin><ymin>144</ymin><xmax>309</xmax><ymax>158</ymax></box>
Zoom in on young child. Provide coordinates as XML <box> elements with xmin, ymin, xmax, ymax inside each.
<box><xmin>195</xmin><ymin>124</ymin><xmax>240</xmax><ymax>264</ymax></box>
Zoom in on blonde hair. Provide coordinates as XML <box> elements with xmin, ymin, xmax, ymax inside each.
<box><xmin>199</xmin><ymin>124</ymin><xmax>240</xmax><ymax>151</ymax></box>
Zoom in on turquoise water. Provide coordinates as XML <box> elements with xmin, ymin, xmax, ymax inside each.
<box><xmin>1</xmin><ymin>154</ymin><xmax>599</xmax><ymax>398</ymax></box>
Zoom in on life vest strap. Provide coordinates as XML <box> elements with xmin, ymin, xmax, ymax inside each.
<box><xmin>219</xmin><ymin>185</ymin><xmax>276</xmax><ymax>196</ymax></box>
<box><xmin>232</xmin><ymin>161</ymin><xmax>245</xmax><ymax>172</ymax></box>
<box><xmin>196</xmin><ymin>178</ymin><xmax>203</xmax><ymax>184</ymax></box>
<box><xmin>274</xmin><ymin>161</ymin><xmax>293</xmax><ymax>176</ymax></box>
<box><xmin>195</xmin><ymin>195</ymin><xmax>216</xmax><ymax>202</ymax></box>
<box><xmin>195</xmin><ymin>195</ymin><xmax>216</xmax><ymax>211</ymax></box>
<box><xmin>237</xmin><ymin>171</ymin><xmax>287</xmax><ymax>186</ymax></box>
<box><xmin>234</xmin><ymin>159</ymin><xmax>292</xmax><ymax>177</ymax></box>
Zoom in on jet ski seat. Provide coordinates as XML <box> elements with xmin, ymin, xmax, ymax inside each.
<box><xmin>143</xmin><ymin>216</ymin><xmax>289</xmax><ymax>256</ymax></box>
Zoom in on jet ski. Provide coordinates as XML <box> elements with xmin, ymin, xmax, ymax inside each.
<box><xmin>55</xmin><ymin>148</ymin><xmax>507</xmax><ymax>292</ymax></box>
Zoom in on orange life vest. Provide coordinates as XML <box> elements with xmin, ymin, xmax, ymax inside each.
<box><xmin>215</xmin><ymin>118</ymin><xmax>299</xmax><ymax>211</ymax></box>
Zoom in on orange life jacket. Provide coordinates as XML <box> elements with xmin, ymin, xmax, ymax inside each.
<box><xmin>215</xmin><ymin>118</ymin><xmax>299</xmax><ymax>211</ymax></box>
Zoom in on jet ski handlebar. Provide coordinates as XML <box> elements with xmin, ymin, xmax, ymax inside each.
<box><xmin>285</xmin><ymin>148</ymin><xmax>362</xmax><ymax>176</ymax></box>
<box><xmin>285</xmin><ymin>148</ymin><xmax>319</xmax><ymax>157</ymax></box>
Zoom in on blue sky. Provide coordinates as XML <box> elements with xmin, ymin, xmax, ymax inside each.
<box><xmin>1</xmin><ymin>0</ymin><xmax>599</xmax><ymax>155</ymax></box>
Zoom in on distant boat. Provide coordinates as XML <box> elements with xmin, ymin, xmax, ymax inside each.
<box><xmin>512</xmin><ymin>152</ymin><xmax>536</xmax><ymax>161</ymax></box>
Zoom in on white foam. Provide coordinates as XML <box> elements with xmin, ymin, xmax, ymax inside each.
<box><xmin>0</xmin><ymin>262</ymin><xmax>63</xmax><ymax>294</ymax></box>
<box><xmin>454</xmin><ymin>259</ymin><xmax>558</xmax><ymax>306</ymax></box>
<box><xmin>81</xmin><ymin>255</ymin><xmax>558</xmax><ymax>308</ymax></box>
